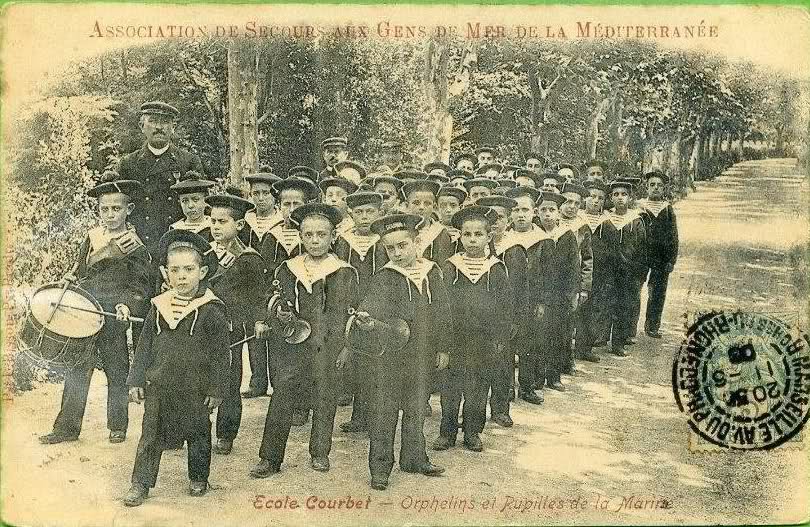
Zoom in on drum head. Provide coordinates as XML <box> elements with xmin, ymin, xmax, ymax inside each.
<box><xmin>29</xmin><ymin>285</ymin><xmax>104</xmax><ymax>338</ymax></box>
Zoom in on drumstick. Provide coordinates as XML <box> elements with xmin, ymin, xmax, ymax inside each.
<box><xmin>49</xmin><ymin>302</ymin><xmax>145</xmax><ymax>323</ymax></box>
<box><xmin>44</xmin><ymin>263</ymin><xmax>80</xmax><ymax>325</ymax></box>
<box><xmin>230</xmin><ymin>334</ymin><xmax>256</xmax><ymax>348</ymax></box>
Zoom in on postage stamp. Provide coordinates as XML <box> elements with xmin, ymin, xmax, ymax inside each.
<box><xmin>674</xmin><ymin>311</ymin><xmax>810</xmax><ymax>451</ymax></box>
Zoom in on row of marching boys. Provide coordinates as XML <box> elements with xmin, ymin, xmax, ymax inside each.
<box><xmin>37</xmin><ymin>164</ymin><xmax>677</xmax><ymax>505</ymax></box>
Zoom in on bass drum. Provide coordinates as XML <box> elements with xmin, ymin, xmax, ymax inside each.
<box><xmin>17</xmin><ymin>283</ymin><xmax>104</xmax><ymax>369</ymax></box>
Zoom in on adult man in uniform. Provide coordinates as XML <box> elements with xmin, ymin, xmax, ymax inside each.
<box><xmin>117</xmin><ymin>101</ymin><xmax>204</xmax><ymax>251</ymax></box>
<box><xmin>320</xmin><ymin>137</ymin><xmax>350</xmax><ymax>180</ymax></box>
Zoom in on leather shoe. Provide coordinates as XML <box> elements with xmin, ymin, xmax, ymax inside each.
<box><xmin>403</xmin><ymin>463</ymin><xmax>445</xmax><ymax>477</ymax></box>
<box><xmin>431</xmin><ymin>435</ymin><xmax>456</xmax><ymax>450</ymax></box>
<box><xmin>109</xmin><ymin>430</ymin><xmax>126</xmax><ymax>444</ymax></box>
<box><xmin>311</xmin><ymin>456</ymin><xmax>330</xmax><ymax>472</ymax></box>
<box><xmin>39</xmin><ymin>432</ymin><xmax>79</xmax><ymax>445</ymax></box>
<box><xmin>370</xmin><ymin>476</ymin><xmax>388</xmax><ymax>490</ymax></box>
<box><xmin>577</xmin><ymin>351</ymin><xmax>601</xmax><ymax>363</ymax></box>
<box><xmin>463</xmin><ymin>433</ymin><xmax>483</xmax><ymax>452</ymax></box>
<box><xmin>123</xmin><ymin>483</ymin><xmax>149</xmax><ymax>507</ymax></box>
<box><xmin>611</xmin><ymin>346</ymin><xmax>628</xmax><ymax>357</ymax></box>
<box><xmin>645</xmin><ymin>329</ymin><xmax>663</xmax><ymax>339</ymax></box>
<box><xmin>241</xmin><ymin>389</ymin><xmax>266</xmax><ymax>399</ymax></box>
<box><xmin>340</xmin><ymin>420</ymin><xmax>367</xmax><ymax>433</ymax></box>
<box><xmin>214</xmin><ymin>439</ymin><xmax>232</xmax><ymax>455</ymax></box>
<box><xmin>189</xmin><ymin>480</ymin><xmax>208</xmax><ymax>497</ymax></box>
<box><xmin>292</xmin><ymin>410</ymin><xmax>310</xmax><ymax>426</ymax></box>
<box><xmin>491</xmin><ymin>414</ymin><xmax>513</xmax><ymax>427</ymax></box>
<box><xmin>250</xmin><ymin>459</ymin><xmax>280</xmax><ymax>479</ymax></box>
<box><xmin>548</xmin><ymin>381</ymin><xmax>566</xmax><ymax>392</ymax></box>
<box><xmin>519</xmin><ymin>390</ymin><xmax>544</xmax><ymax>405</ymax></box>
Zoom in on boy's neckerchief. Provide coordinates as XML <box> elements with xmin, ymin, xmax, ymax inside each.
<box><xmin>636</xmin><ymin>198</ymin><xmax>670</xmax><ymax>218</ymax></box>
<box><xmin>415</xmin><ymin>220</ymin><xmax>445</xmax><ymax>257</ymax></box>
<box><xmin>341</xmin><ymin>229</ymin><xmax>380</xmax><ymax>261</ymax></box>
<box><xmin>606</xmin><ymin>208</ymin><xmax>641</xmax><ymax>231</ymax></box>
<box><xmin>382</xmin><ymin>258</ymin><xmax>435</xmax><ymax>295</ymax></box>
<box><xmin>151</xmin><ymin>288</ymin><xmax>220</xmax><ymax>331</ymax></box>
<box><xmin>245</xmin><ymin>210</ymin><xmax>283</xmax><ymax>239</ymax></box>
<box><xmin>285</xmin><ymin>253</ymin><xmax>353</xmax><ymax>294</ymax></box>
<box><xmin>171</xmin><ymin>216</ymin><xmax>211</xmax><ymax>234</ymax></box>
<box><xmin>447</xmin><ymin>253</ymin><xmax>501</xmax><ymax>284</ymax></box>
<box><xmin>269</xmin><ymin>222</ymin><xmax>301</xmax><ymax>256</ymax></box>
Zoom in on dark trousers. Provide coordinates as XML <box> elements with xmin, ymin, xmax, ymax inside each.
<box><xmin>53</xmin><ymin>322</ymin><xmax>129</xmax><ymax>436</ymax></box>
<box><xmin>516</xmin><ymin>325</ymin><xmax>538</xmax><ymax>392</ymax></box>
<box><xmin>612</xmin><ymin>271</ymin><xmax>645</xmax><ymax>345</ymax></box>
<box><xmin>489</xmin><ymin>341</ymin><xmax>513</xmax><ymax>417</ymax></box>
<box><xmin>368</xmin><ymin>355</ymin><xmax>431</xmax><ymax>478</ymax></box>
<box><xmin>215</xmin><ymin>327</ymin><xmax>244</xmax><ymax>441</ymax></box>
<box><xmin>259</xmin><ymin>346</ymin><xmax>339</xmax><ymax>466</ymax></box>
<box><xmin>574</xmin><ymin>296</ymin><xmax>594</xmax><ymax>356</ymax></box>
<box><xmin>644</xmin><ymin>268</ymin><xmax>671</xmax><ymax>333</ymax></box>
<box><xmin>247</xmin><ymin>339</ymin><xmax>274</xmax><ymax>395</ymax></box>
<box><xmin>348</xmin><ymin>354</ymin><xmax>371</xmax><ymax>425</ymax></box>
<box><xmin>131</xmin><ymin>389</ymin><xmax>212</xmax><ymax>487</ymax></box>
<box><xmin>537</xmin><ymin>306</ymin><xmax>571</xmax><ymax>386</ymax></box>
<box><xmin>439</xmin><ymin>345</ymin><xmax>492</xmax><ymax>438</ymax></box>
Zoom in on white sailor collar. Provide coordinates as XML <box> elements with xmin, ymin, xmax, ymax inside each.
<box><xmin>447</xmin><ymin>253</ymin><xmax>502</xmax><ymax>284</ymax></box>
<box><xmin>341</xmin><ymin>229</ymin><xmax>380</xmax><ymax>261</ymax></box>
<box><xmin>606</xmin><ymin>209</ymin><xmax>642</xmax><ymax>231</ymax></box>
<box><xmin>583</xmin><ymin>212</ymin><xmax>608</xmax><ymax>233</ymax></box>
<box><xmin>536</xmin><ymin>225</ymin><xmax>570</xmax><ymax>243</ymax></box>
<box><xmin>171</xmin><ymin>217</ymin><xmax>211</xmax><ymax>234</ymax></box>
<box><xmin>415</xmin><ymin>221</ymin><xmax>446</xmax><ymax>254</ymax></box>
<box><xmin>245</xmin><ymin>211</ymin><xmax>283</xmax><ymax>235</ymax></box>
<box><xmin>382</xmin><ymin>258</ymin><xmax>436</xmax><ymax>295</ymax></box>
<box><xmin>269</xmin><ymin>223</ymin><xmax>301</xmax><ymax>256</ymax></box>
<box><xmin>636</xmin><ymin>199</ymin><xmax>671</xmax><ymax>218</ymax></box>
<box><xmin>559</xmin><ymin>214</ymin><xmax>587</xmax><ymax>234</ymax></box>
<box><xmin>504</xmin><ymin>225</ymin><xmax>543</xmax><ymax>250</ymax></box>
<box><xmin>285</xmin><ymin>253</ymin><xmax>353</xmax><ymax>294</ymax></box>
<box><xmin>152</xmin><ymin>288</ymin><xmax>220</xmax><ymax>330</ymax></box>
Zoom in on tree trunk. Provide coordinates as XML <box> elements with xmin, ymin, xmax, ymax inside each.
<box><xmin>737</xmin><ymin>131</ymin><xmax>745</xmax><ymax>158</ymax></box>
<box><xmin>587</xmin><ymin>97</ymin><xmax>612</xmax><ymax>160</ymax></box>
<box><xmin>227</xmin><ymin>39</ymin><xmax>259</xmax><ymax>186</ymax></box>
<box><xmin>422</xmin><ymin>37</ymin><xmax>452</xmax><ymax>163</ymax></box>
<box><xmin>688</xmin><ymin>131</ymin><xmax>703</xmax><ymax>188</ymax></box>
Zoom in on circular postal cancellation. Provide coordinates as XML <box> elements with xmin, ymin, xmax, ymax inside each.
<box><xmin>673</xmin><ymin>311</ymin><xmax>810</xmax><ymax>451</ymax></box>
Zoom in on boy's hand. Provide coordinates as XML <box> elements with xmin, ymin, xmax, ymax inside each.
<box><xmin>204</xmin><ymin>396</ymin><xmax>223</xmax><ymax>411</ymax></box>
<box><xmin>61</xmin><ymin>272</ymin><xmax>77</xmax><ymax>285</ymax></box>
<box><xmin>276</xmin><ymin>306</ymin><xmax>294</xmax><ymax>324</ymax></box>
<box><xmin>336</xmin><ymin>347</ymin><xmax>352</xmax><ymax>369</ymax></box>
<box><xmin>129</xmin><ymin>387</ymin><xmax>145</xmax><ymax>404</ymax></box>
<box><xmin>353</xmin><ymin>312</ymin><xmax>375</xmax><ymax>331</ymax></box>
<box><xmin>255</xmin><ymin>321</ymin><xmax>271</xmax><ymax>339</ymax></box>
<box><xmin>115</xmin><ymin>304</ymin><xmax>131</xmax><ymax>322</ymax></box>
<box><xmin>436</xmin><ymin>352</ymin><xmax>450</xmax><ymax>370</ymax></box>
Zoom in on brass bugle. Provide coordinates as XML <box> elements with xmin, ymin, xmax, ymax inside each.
<box><xmin>345</xmin><ymin>307</ymin><xmax>410</xmax><ymax>357</ymax></box>
<box><xmin>267</xmin><ymin>280</ymin><xmax>312</xmax><ymax>345</ymax></box>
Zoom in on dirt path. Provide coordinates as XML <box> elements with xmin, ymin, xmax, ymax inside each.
<box><xmin>2</xmin><ymin>158</ymin><xmax>808</xmax><ymax>526</ymax></box>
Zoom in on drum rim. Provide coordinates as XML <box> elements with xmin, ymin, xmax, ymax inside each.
<box><xmin>27</xmin><ymin>281</ymin><xmax>106</xmax><ymax>334</ymax></box>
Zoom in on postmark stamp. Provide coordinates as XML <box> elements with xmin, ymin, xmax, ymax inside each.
<box><xmin>673</xmin><ymin>311</ymin><xmax>810</xmax><ymax>450</ymax></box>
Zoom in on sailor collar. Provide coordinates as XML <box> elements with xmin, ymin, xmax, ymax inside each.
<box><xmin>504</xmin><ymin>225</ymin><xmax>543</xmax><ymax>250</ymax></box>
<box><xmin>606</xmin><ymin>209</ymin><xmax>642</xmax><ymax>231</ymax></box>
<box><xmin>152</xmin><ymin>288</ymin><xmax>220</xmax><ymax>331</ymax></box>
<box><xmin>447</xmin><ymin>253</ymin><xmax>502</xmax><ymax>284</ymax></box>
<box><xmin>171</xmin><ymin>217</ymin><xmax>211</xmax><ymax>234</ymax></box>
<box><xmin>583</xmin><ymin>212</ymin><xmax>608</xmax><ymax>233</ymax></box>
<box><xmin>636</xmin><ymin>199</ymin><xmax>671</xmax><ymax>218</ymax></box>
<box><xmin>269</xmin><ymin>223</ymin><xmax>302</xmax><ymax>256</ymax></box>
<box><xmin>341</xmin><ymin>229</ymin><xmax>380</xmax><ymax>261</ymax></box>
<box><xmin>285</xmin><ymin>253</ymin><xmax>353</xmax><ymax>294</ymax></box>
<box><xmin>415</xmin><ymin>220</ymin><xmax>446</xmax><ymax>255</ymax></box>
<box><xmin>536</xmin><ymin>224</ymin><xmax>570</xmax><ymax>243</ymax></box>
<box><xmin>245</xmin><ymin>211</ymin><xmax>283</xmax><ymax>236</ymax></box>
<box><xmin>382</xmin><ymin>258</ymin><xmax>436</xmax><ymax>295</ymax></box>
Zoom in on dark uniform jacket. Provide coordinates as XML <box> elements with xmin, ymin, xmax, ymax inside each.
<box><xmin>334</xmin><ymin>231</ymin><xmax>389</xmax><ymax>300</ymax></box>
<box><xmin>74</xmin><ymin>225</ymin><xmax>154</xmax><ymax>318</ymax></box>
<box><xmin>117</xmin><ymin>143</ymin><xmax>204</xmax><ymax>249</ymax></box>
<box><xmin>605</xmin><ymin>209</ymin><xmax>648</xmax><ymax>278</ymax></box>
<box><xmin>415</xmin><ymin>221</ymin><xmax>455</xmax><ymax>265</ymax></box>
<box><xmin>442</xmin><ymin>254</ymin><xmax>512</xmax><ymax>352</ymax></box>
<box><xmin>359</xmin><ymin>260</ymin><xmax>453</xmax><ymax>371</ymax></box>
<box><xmin>259</xmin><ymin>223</ymin><xmax>304</xmax><ymax>278</ymax></box>
<box><xmin>490</xmin><ymin>237</ymin><xmax>529</xmax><ymax>323</ymax></box>
<box><xmin>637</xmin><ymin>199</ymin><xmax>679</xmax><ymax>271</ymax></box>
<box><xmin>560</xmin><ymin>215</ymin><xmax>594</xmax><ymax>294</ymax></box>
<box><xmin>208</xmin><ymin>242</ymin><xmax>267</xmax><ymax>331</ymax></box>
<box><xmin>526</xmin><ymin>226</ymin><xmax>579</xmax><ymax>309</ymax></box>
<box><xmin>127</xmin><ymin>288</ymin><xmax>230</xmax><ymax>447</ymax></box>
<box><xmin>273</xmin><ymin>254</ymin><xmax>359</xmax><ymax>355</ymax></box>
